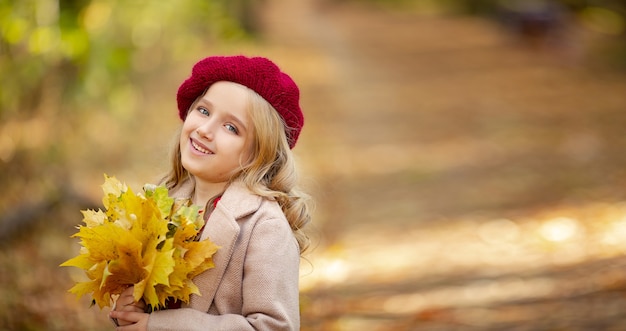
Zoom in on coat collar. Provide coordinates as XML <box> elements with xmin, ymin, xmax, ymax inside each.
<box><xmin>169</xmin><ymin>178</ymin><xmax>261</xmax><ymax>218</ymax></box>
<box><xmin>211</xmin><ymin>180</ymin><xmax>263</xmax><ymax>221</ymax></box>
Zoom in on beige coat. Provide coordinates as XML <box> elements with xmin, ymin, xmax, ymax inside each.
<box><xmin>147</xmin><ymin>180</ymin><xmax>301</xmax><ymax>330</ymax></box>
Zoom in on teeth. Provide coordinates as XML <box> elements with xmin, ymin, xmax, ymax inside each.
<box><xmin>191</xmin><ymin>140</ymin><xmax>211</xmax><ymax>154</ymax></box>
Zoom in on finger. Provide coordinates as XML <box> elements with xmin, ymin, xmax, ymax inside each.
<box><xmin>119</xmin><ymin>289</ymin><xmax>135</xmax><ymax>300</ymax></box>
<box><xmin>115</xmin><ymin>316</ymin><xmax>148</xmax><ymax>331</ymax></box>
<box><xmin>119</xmin><ymin>285</ymin><xmax>135</xmax><ymax>299</ymax></box>
<box><xmin>110</xmin><ymin>310</ymin><xmax>146</xmax><ymax>324</ymax></box>
<box><xmin>132</xmin><ymin>301</ymin><xmax>146</xmax><ymax>312</ymax></box>
<box><xmin>119</xmin><ymin>303</ymin><xmax>145</xmax><ymax>313</ymax></box>
<box><xmin>116</xmin><ymin>291</ymin><xmax>140</xmax><ymax>308</ymax></box>
<box><xmin>109</xmin><ymin>311</ymin><xmax>129</xmax><ymax>327</ymax></box>
<box><xmin>114</xmin><ymin>299</ymin><xmax>133</xmax><ymax>311</ymax></box>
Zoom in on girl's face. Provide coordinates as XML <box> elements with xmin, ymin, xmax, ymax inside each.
<box><xmin>180</xmin><ymin>81</ymin><xmax>253</xmax><ymax>185</ymax></box>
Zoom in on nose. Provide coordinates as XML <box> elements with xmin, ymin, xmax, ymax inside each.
<box><xmin>195</xmin><ymin>119</ymin><xmax>216</xmax><ymax>140</ymax></box>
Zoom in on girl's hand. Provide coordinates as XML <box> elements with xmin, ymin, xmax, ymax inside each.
<box><xmin>109</xmin><ymin>310</ymin><xmax>149</xmax><ymax>330</ymax></box>
<box><xmin>111</xmin><ymin>286</ymin><xmax>147</xmax><ymax>327</ymax></box>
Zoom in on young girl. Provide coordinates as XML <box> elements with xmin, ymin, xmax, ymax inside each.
<box><xmin>109</xmin><ymin>55</ymin><xmax>311</xmax><ymax>330</ymax></box>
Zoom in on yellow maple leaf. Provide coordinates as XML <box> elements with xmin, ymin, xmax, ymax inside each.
<box><xmin>61</xmin><ymin>175</ymin><xmax>219</xmax><ymax>310</ymax></box>
<box><xmin>101</xmin><ymin>174</ymin><xmax>126</xmax><ymax>208</ymax></box>
<box><xmin>100</xmin><ymin>231</ymin><xmax>147</xmax><ymax>292</ymax></box>
<box><xmin>81</xmin><ymin>209</ymin><xmax>107</xmax><ymax>227</ymax></box>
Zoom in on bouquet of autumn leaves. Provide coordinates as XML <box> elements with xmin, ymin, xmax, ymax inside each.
<box><xmin>61</xmin><ymin>175</ymin><xmax>219</xmax><ymax>311</ymax></box>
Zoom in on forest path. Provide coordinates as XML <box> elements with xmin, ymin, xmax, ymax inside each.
<box><xmin>257</xmin><ymin>1</ymin><xmax>626</xmax><ymax>330</ymax></box>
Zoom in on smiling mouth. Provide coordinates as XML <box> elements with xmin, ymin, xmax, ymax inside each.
<box><xmin>191</xmin><ymin>139</ymin><xmax>213</xmax><ymax>154</ymax></box>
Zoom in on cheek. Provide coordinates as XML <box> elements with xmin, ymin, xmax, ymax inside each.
<box><xmin>179</xmin><ymin>123</ymin><xmax>196</xmax><ymax>158</ymax></box>
<box><xmin>180</xmin><ymin>120</ymin><xmax>195</xmax><ymax>141</ymax></box>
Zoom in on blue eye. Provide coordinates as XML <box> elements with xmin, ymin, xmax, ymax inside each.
<box><xmin>198</xmin><ymin>107</ymin><xmax>209</xmax><ymax>116</ymax></box>
<box><xmin>225</xmin><ymin>124</ymin><xmax>239</xmax><ymax>134</ymax></box>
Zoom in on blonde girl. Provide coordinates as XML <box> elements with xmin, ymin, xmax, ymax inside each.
<box><xmin>109</xmin><ymin>55</ymin><xmax>311</xmax><ymax>331</ymax></box>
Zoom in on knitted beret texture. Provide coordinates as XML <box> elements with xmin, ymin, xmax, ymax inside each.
<box><xmin>177</xmin><ymin>55</ymin><xmax>304</xmax><ymax>148</ymax></box>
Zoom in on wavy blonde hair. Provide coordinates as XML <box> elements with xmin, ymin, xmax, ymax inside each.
<box><xmin>161</xmin><ymin>87</ymin><xmax>311</xmax><ymax>254</ymax></box>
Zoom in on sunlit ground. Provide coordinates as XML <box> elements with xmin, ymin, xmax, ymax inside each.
<box><xmin>302</xmin><ymin>201</ymin><xmax>626</xmax><ymax>293</ymax></box>
<box><xmin>298</xmin><ymin>203</ymin><xmax>626</xmax><ymax>330</ymax></box>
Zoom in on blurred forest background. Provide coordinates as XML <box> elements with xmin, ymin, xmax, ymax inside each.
<box><xmin>1</xmin><ymin>0</ymin><xmax>626</xmax><ymax>330</ymax></box>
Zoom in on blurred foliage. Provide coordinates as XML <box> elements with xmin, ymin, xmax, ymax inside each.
<box><xmin>0</xmin><ymin>2</ymin><xmax>250</xmax><ymax>327</ymax></box>
<box><xmin>341</xmin><ymin>0</ymin><xmax>626</xmax><ymax>67</ymax></box>
<box><xmin>0</xmin><ymin>0</ymin><xmax>245</xmax><ymax>119</ymax></box>
<box><xmin>343</xmin><ymin>0</ymin><xmax>626</xmax><ymax>17</ymax></box>
<box><xmin>0</xmin><ymin>0</ymin><xmax>249</xmax><ymax>212</ymax></box>
<box><xmin>347</xmin><ymin>0</ymin><xmax>626</xmax><ymax>35</ymax></box>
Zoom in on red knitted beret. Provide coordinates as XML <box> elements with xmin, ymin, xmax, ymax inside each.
<box><xmin>177</xmin><ymin>55</ymin><xmax>304</xmax><ymax>149</ymax></box>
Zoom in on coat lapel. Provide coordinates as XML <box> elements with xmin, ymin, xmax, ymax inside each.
<box><xmin>187</xmin><ymin>181</ymin><xmax>261</xmax><ymax>312</ymax></box>
<box><xmin>188</xmin><ymin>206</ymin><xmax>239</xmax><ymax>312</ymax></box>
